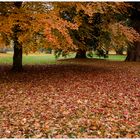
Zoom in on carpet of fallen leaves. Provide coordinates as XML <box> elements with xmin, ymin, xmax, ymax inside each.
<box><xmin>0</xmin><ymin>59</ymin><xmax>140</xmax><ymax>138</ymax></box>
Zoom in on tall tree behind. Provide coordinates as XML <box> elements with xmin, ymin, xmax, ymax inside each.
<box><xmin>58</xmin><ymin>3</ymin><xmax>139</xmax><ymax>59</ymax></box>
<box><xmin>60</xmin><ymin>8</ymin><xmax>102</xmax><ymax>59</ymax></box>
<box><xmin>74</xmin><ymin>12</ymin><xmax>102</xmax><ymax>58</ymax></box>
<box><xmin>125</xmin><ymin>3</ymin><xmax>140</xmax><ymax>61</ymax></box>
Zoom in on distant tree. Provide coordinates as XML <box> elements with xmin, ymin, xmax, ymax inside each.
<box><xmin>0</xmin><ymin>48</ymin><xmax>7</xmax><ymax>53</ymax></box>
<box><xmin>114</xmin><ymin>45</ymin><xmax>124</xmax><ymax>55</ymax></box>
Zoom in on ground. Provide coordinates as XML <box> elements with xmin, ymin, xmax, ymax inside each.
<box><xmin>0</xmin><ymin>56</ymin><xmax>140</xmax><ymax>138</ymax></box>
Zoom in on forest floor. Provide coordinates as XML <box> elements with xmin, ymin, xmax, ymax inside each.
<box><xmin>0</xmin><ymin>59</ymin><xmax>140</xmax><ymax>138</ymax></box>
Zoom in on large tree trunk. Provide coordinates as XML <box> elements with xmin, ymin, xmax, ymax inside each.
<box><xmin>12</xmin><ymin>25</ymin><xmax>23</xmax><ymax>71</ymax></box>
<box><xmin>125</xmin><ymin>42</ymin><xmax>140</xmax><ymax>62</ymax></box>
<box><xmin>12</xmin><ymin>2</ymin><xmax>23</xmax><ymax>71</ymax></box>
<box><xmin>126</xmin><ymin>3</ymin><xmax>140</xmax><ymax>62</ymax></box>
<box><xmin>75</xmin><ymin>49</ymin><xmax>87</xmax><ymax>58</ymax></box>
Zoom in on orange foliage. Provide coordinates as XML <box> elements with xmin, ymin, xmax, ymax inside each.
<box><xmin>0</xmin><ymin>2</ymin><xmax>139</xmax><ymax>52</ymax></box>
<box><xmin>0</xmin><ymin>2</ymin><xmax>78</xmax><ymax>52</ymax></box>
<box><xmin>108</xmin><ymin>22</ymin><xmax>140</xmax><ymax>47</ymax></box>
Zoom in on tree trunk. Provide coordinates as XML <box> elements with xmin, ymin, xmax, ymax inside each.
<box><xmin>12</xmin><ymin>2</ymin><xmax>23</xmax><ymax>71</ymax></box>
<box><xmin>126</xmin><ymin>3</ymin><xmax>140</xmax><ymax>62</ymax></box>
<box><xmin>125</xmin><ymin>42</ymin><xmax>140</xmax><ymax>62</ymax></box>
<box><xmin>12</xmin><ymin>26</ymin><xmax>23</xmax><ymax>71</ymax></box>
<box><xmin>75</xmin><ymin>49</ymin><xmax>87</xmax><ymax>58</ymax></box>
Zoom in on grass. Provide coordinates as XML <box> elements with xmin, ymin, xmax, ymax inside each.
<box><xmin>0</xmin><ymin>52</ymin><xmax>126</xmax><ymax>65</ymax></box>
<box><xmin>0</xmin><ymin>53</ymin><xmax>56</xmax><ymax>65</ymax></box>
<box><xmin>94</xmin><ymin>54</ymin><xmax>127</xmax><ymax>61</ymax></box>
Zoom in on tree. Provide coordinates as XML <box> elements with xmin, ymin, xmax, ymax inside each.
<box><xmin>59</xmin><ymin>5</ymin><xmax>106</xmax><ymax>59</ymax></box>
<box><xmin>58</xmin><ymin>2</ymin><xmax>140</xmax><ymax>60</ymax></box>
<box><xmin>0</xmin><ymin>2</ymin><xmax>139</xmax><ymax>71</ymax></box>
<box><xmin>12</xmin><ymin>2</ymin><xmax>23</xmax><ymax>71</ymax></box>
<box><xmin>0</xmin><ymin>2</ymin><xmax>78</xmax><ymax>71</ymax></box>
<box><xmin>71</xmin><ymin>11</ymin><xmax>102</xmax><ymax>59</ymax></box>
<box><xmin>125</xmin><ymin>3</ymin><xmax>140</xmax><ymax>61</ymax></box>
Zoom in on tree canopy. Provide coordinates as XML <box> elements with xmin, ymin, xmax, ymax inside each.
<box><xmin>0</xmin><ymin>2</ymin><xmax>78</xmax><ymax>52</ymax></box>
<box><xmin>0</xmin><ymin>2</ymin><xmax>139</xmax><ymax>50</ymax></box>
<box><xmin>0</xmin><ymin>2</ymin><xmax>140</xmax><ymax>70</ymax></box>
<box><xmin>58</xmin><ymin>3</ymin><xmax>140</xmax><ymax>54</ymax></box>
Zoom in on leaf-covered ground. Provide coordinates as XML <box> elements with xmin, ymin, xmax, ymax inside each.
<box><xmin>0</xmin><ymin>59</ymin><xmax>140</xmax><ymax>138</ymax></box>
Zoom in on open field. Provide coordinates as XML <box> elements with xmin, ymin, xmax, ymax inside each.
<box><xmin>0</xmin><ymin>59</ymin><xmax>140</xmax><ymax>138</ymax></box>
<box><xmin>0</xmin><ymin>53</ymin><xmax>126</xmax><ymax>65</ymax></box>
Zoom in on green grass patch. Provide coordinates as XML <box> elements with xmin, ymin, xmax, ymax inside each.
<box><xmin>0</xmin><ymin>52</ymin><xmax>126</xmax><ymax>65</ymax></box>
<box><xmin>93</xmin><ymin>54</ymin><xmax>126</xmax><ymax>61</ymax></box>
<box><xmin>0</xmin><ymin>55</ymin><xmax>13</xmax><ymax>64</ymax></box>
<box><xmin>0</xmin><ymin>53</ymin><xmax>74</xmax><ymax>65</ymax></box>
<box><xmin>23</xmin><ymin>55</ymin><xmax>56</xmax><ymax>65</ymax></box>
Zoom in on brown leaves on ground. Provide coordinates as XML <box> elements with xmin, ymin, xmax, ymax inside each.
<box><xmin>0</xmin><ymin>59</ymin><xmax>140</xmax><ymax>138</ymax></box>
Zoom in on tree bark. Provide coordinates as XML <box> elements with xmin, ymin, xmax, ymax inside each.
<box><xmin>12</xmin><ymin>25</ymin><xmax>23</xmax><ymax>71</ymax></box>
<box><xmin>126</xmin><ymin>3</ymin><xmax>140</xmax><ymax>62</ymax></box>
<box><xmin>75</xmin><ymin>49</ymin><xmax>87</xmax><ymax>58</ymax></box>
<box><xmin>125</xmin><ymin>42</ymin><xmax>140</xmax><ymax>62</ymax></box>
<box><xmin>12</xmin><ymin>2</ymin><xmax>23</xmax><ymax>71</ymax></box>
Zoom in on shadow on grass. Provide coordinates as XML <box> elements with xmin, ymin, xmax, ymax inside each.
<box><xmin>0</xmin><ymin>59</ymin><xmax>113</xmax><ymax>84</ymax></box>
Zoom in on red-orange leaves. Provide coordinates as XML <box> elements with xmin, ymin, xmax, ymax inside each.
<box><xmin>0</xmin><ymin>60</ymin><xmax>140</xmax><ymax>138</ymax></box>
<box><xmin>0</xmin><ymin>2</ymin><xmax>79</xmax><ymax>52</ymax></box>
<box><xmin>0</xmin><ymin>2</ymin><xmax>139</xmax><ymax>53</ymax></box>
<box><xmin>109</xmin><ymin>22</ymin><xmax>140</xmax><ymax>44</ymax></box>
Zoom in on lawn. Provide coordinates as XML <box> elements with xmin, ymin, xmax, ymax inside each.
<box><xmin>0</xmin><ymin>52</ymin><xmax>126</xmax><ymax>65</ymax></box>
<box><xmin>0</xmin><ymin>53</ymin><xmax>56</xmax><ymax>65</ymax></box>
<box><xmin>0</xmin><ymin>58</ymin><xmax>139</xmax><ymax>138</ymax></box>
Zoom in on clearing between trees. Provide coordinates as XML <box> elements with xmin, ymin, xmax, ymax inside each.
<box><xmin>0</xmin><ymin>59</ymin><xmax>140</xmax><ymax>138</ymax></box>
